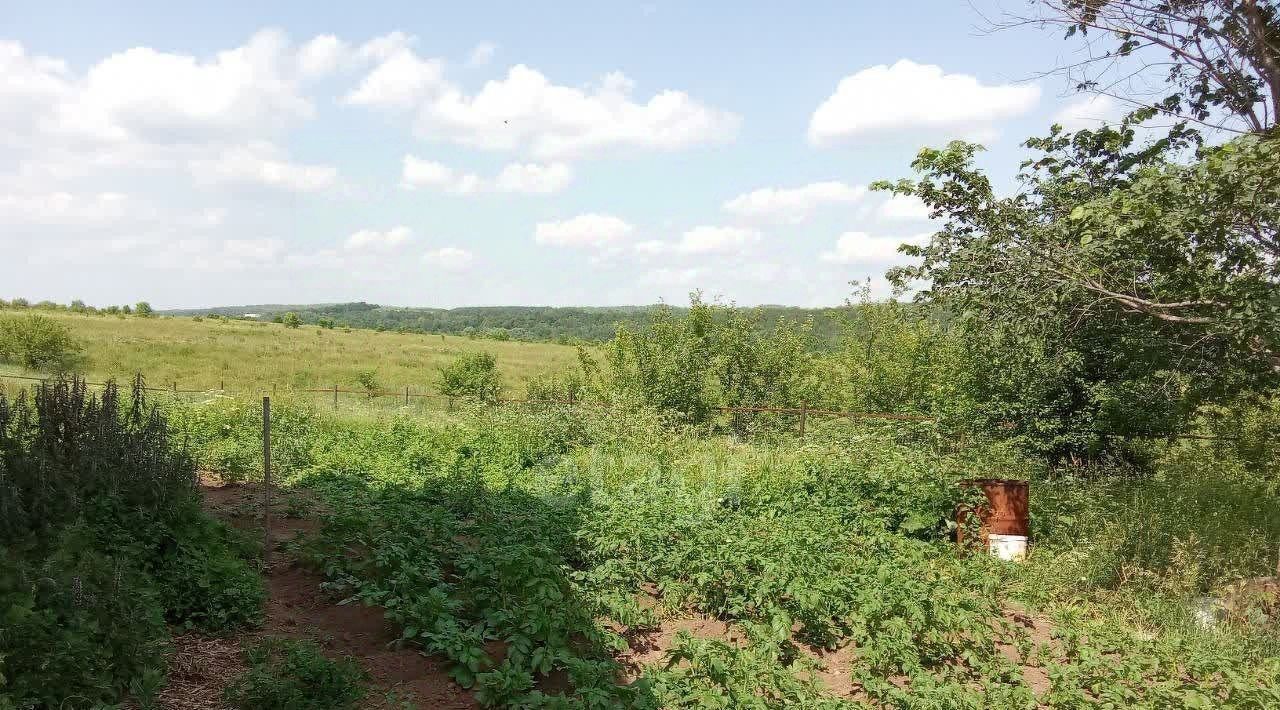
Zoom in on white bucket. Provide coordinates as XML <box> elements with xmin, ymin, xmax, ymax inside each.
<box><xmin>987</xmin><ymin>533</ymin><xmax>1028</xmax><ymax>562</ymax></box>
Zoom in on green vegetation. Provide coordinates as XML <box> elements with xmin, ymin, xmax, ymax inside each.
<box><xmin>164</xmin><ymin>396</ymin><xmax>1278</xmax><ymax>708</ymax></box>
<box><xmin>225</xmin><ymin>639</ymin><xmax>366</xmax><ymax>709</ymax></box>
<box><xmin>161</xmin><ymin>301</ymin><xmax>852</xmax><ymax>346</ymax></box>
<box><xmin>0</xmin><ymin>313</ymin><xmax>83</xmax><ymax>373</ymax></box>
<box><xmin>438</xmin><ymin>351</ymin><xmax>504</xmax><ymax>404</ymax></box>
<box><xmin>0</xmin><ymin>308</ymin><xmax>580</xmax><ymax>400</ymax></box>
<box><xmin>0</xmin><ymin>378</ymin><xmax>263</xmax><ymax>708</ymax></box>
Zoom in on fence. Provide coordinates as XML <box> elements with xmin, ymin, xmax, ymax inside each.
<box><xmin>0</xmin><ymin>371</ymin><xmax>934</xmax><ymax>436</ymax></box>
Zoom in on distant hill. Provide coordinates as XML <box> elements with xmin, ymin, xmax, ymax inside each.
<box><xmin>162</xmin><ymin>302</ymin><xmax>849</xmax><ymax>346</ymax></box>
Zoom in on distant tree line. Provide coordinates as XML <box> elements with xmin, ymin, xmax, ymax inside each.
<box><xmin>163</xmin><ymin>302</ymin><xmax>852</xmax><ymax>347</ymax></box>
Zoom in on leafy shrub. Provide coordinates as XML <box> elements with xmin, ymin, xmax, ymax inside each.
<box><xmin>282</xmin><ymin>312</ymin><xmax>302</xmax><ymax>329</ymax></box>
<box><xmin>318</xmin><ymin>317</ymin><xmax>336</xmax><ymax>329</ymax></box>
<box><xmin>225</xmin><ymin>639</ymin><xmax>365</xmax><ymax>709</ymax></box>
<box><xmin>355</xmin><ymin>369</ymin><xmax>379</xmax><ymax>398</ymax></box>
<box><xmin>134</xmin><ymin>301</ymin><xmax>154</xmax><ymax>317</ymax></box>
<box><xmin>0</xmin><ymin>377</ymin><xmax>264</xmax><ymax>707</ymax></box>
<box><xmin>0</xmin><ymin>523</ymin><xmax>169</xmax><ymax>707</ymax></box>
<box><xmin>0</xmin><ymin>314</ymin><xmax>83</xmax><ymax>372</ymax></box>
<box><xmin>438</xmin><ymin>352</ymin><xmax>502</xmax><ymax>404</ymax></box>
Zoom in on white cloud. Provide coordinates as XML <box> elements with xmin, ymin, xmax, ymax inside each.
<box><xmin>467</xmin><ymin>42</ymin><xmax>497</xmax><ymax>66</ymax></box>
<box><xmin>399</xmin><ymin>155</ymin><xmax>482</xmax><ymax>193</ymax></box>
<box><xmin>0</xmin><ymin>191</ymin><xmax>135</xmax><ymax>225</ymax></box>
<box><xmin>344</xmin><ymin>48</ymin><xmax>444</xmax><ymax>107</ymax></box>
<box><xmin>808</xmin><ymin>59</ymin><xmax>1040</xmax><ymax>145</ymax></box>
<box><xmin>409</xmin><ymin>65</ymin><xmax>739</xmax><ymax>159</ymax></box>
<box><xmin>879</xmin><ymin>194</ymin><xmax>931</xmax><ymax>220</ymax></box>
<box><xmin>423</xmin><ymin>246</ymin><xmax>474</xmax><ymax>271</ymax></box>
<box><xmin>819</xmin><ymin>231</ymin><xmax>929</xmax><ymax>264</ymax></box>
<box><xmin>723</xmin><ymin>181</ymin><xmax>866</xmax><ymax>222</ymax></box>
<box><xmin>493</xmin><ymin>162</ymin><xmax>572</xmax><ymax>193</ymax></box>
<box><xmin>401</xmin><ymin>155</ymin><xmax>571</xmax><ymax>194</ymax></box>
<box><xmin>1053</xmin><ymin>94</ymin><xmax>1122</xmax><ymax>130</ymax></box>
<box><xmin>190</xmin><ymin>143</ymin><xmax>338</xmax><ymax>192</ymax></box>
<box><xmin>345</xmin><ymin>226</ymin><xmax>412</xmax><ymax>250</ymax></box>
<box><xmin>535</xmin><ymin>213</ymin><xmax>633</xmax><ymax>247</ymax></box>
<box><xmin>296</xmin><ymin>35</ymin><xmax>351</xmax><ymax>78</ymax></box>
<box><xmin>638</xmin><ymin>225</ymin><xmax>762</xmax><ymax>255</ymax></box>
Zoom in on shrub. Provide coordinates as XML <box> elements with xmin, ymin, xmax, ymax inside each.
<box><xmin>282</xmin><ymin>312</ymin><xmax>302</xmax><ymax>329</ymax></box>
<box><xmin>0</xmin><ymin>314</ymin><xmax>83</xmax><ymax>373</ymax></box>
<box><xmin>355</xmin><ymin>369</ymin><xmax>379</xmax><ymax>398</ymax></box>
<box><xmin>318</xmin><ymin>317</ymin><xmax>336</xmax><ymax>329</ymax></box>
<box><xmin>0</xmin><ymin>377</ymin><xmax>264</xmax><ymax>707</ymax></box>
<box><xmin>438</xmin><ymin>352</ymin><xmax>502</xmax><ymax>404</ymax></box>
<box><xmin>225</xmin><ymin>639</ymin><xmax>365</xmax><ymax>710</ymax></box>
<box><xmin>134</xmin><ymin>301</ymin><xmax>154</xmax><ymax>317</ymax></box>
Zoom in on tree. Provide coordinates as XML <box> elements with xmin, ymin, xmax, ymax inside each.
<box><xmin>134</xmin><ymin>301</ymin><xmax>154</xmax><ymax>318</ymax></box>
<box><xmin>438</xmin><ymin>352</ymin><xmax>502</xmax><ymax>404</ymax></box>
<box><xmin>876</xmin><ymin>125</ymin><xmax>1279</xmax><ymax>457</ymax></box>
<box><xmin>0</xmin><ymin>315</ymin><xmax>83</xmax><ymax>372</ymax></box>
<box><xmin>317</xmin><ymin>317</ymin><xmax>336</xmax><ymax>329</ymax></box>
<box><xmin>282</xmin><ymin>312</ymin><xmax>301</xmax><ymax>329</ymax></box>
<box><xmin>998</xmin><ymin>0</ymin><xmax>1279</xmax><ymax>135</ymax></box>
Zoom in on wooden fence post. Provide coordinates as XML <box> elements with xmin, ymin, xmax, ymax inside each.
<box><xmin>262</xmin><ymin>396</ymin><xmax>272</xmax><ymax>568</ymax></box>
<box><xmin>405</xmin><ymin>386</ymin><xmax>410</xmax><ymax>405</ymax></box>
<box><xmin>333</xmin><ymin>384</ymin><xmax>338</xmax><ymax>410</ymax></box>
<box><xmin>799</xmin><ymin>403</ymin><xmax>808</xmax><ymax>437</ymax></box>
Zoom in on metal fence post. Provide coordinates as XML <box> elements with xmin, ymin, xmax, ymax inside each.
<box><xmin>262</xmin><ymin>396</ymin><xmax>272</xmax><ymax>568</ymax></box>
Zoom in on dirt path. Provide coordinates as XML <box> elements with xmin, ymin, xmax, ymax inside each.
<box><xmin>158</xmin><ymin>474</ymin><xmax>478</xmax><ymax>709</ymax></box>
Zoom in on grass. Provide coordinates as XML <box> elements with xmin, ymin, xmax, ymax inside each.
<box><xmin>0</xmin><ymin>309</ymin><xmax>582</xmax><ymax>407</ymax></box>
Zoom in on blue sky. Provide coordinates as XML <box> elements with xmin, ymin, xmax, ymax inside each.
<box><xmin>1</xmin><ymin>1</ymin><xmax>1118</xmax><ymax>308</ymax></box>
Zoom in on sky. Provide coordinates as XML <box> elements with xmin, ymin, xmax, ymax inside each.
<box><xmin>0</xmin><ymin>0</ymin><xmax>1122</xmax><ymax>309</ymax></box>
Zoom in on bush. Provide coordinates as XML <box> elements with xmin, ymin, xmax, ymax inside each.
<box><xmin>282</xmin><ymin>312</ymin><xmax>302</xmax><ymax>329</ymax></box>
<box><xmin>0</xmin><ymin>377</ymin><xmax>264</xmax><ymax>707</ymax></box>
<box><xmin>225</xmin><ymin>639</ymin><xmax>365</xmax><ymax>709</ymax></box>
<box><xmin>0</xmin><ymin>314</ymin><xmax>83</xmax><ymax>372</ymax></box>
<box><xmin>134</xmin><ymin>301</ymin><xmax>154</xmax><ymax>317</ymax></box>
<box><xmin>355</xmin><ymin>369</ymin><xmax>379</xmax><ymax>398</ymax></box>
<box><xmin>438</xmin><ymin>352</ymin><xmax>502</xmax><ymax>404</ymax></box>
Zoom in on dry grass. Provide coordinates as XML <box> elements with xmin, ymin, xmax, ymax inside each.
<box><xmin>0</xmin><ymin>310</ymin><xmax>581</xmax><ymax>404</ymax></box>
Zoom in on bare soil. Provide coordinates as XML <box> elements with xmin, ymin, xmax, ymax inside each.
<box><xmin>158</xmin><ymin>473</ymin><xmax>478</xmax><ymax>709</ymax></box>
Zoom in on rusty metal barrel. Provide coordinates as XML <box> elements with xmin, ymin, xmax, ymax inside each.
<box><xmin>956</xmin><ymin>479</ymin><xmax>1029</xmax><ymax>560</ymax></box>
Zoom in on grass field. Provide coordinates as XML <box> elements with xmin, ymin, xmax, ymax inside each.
<box><xmin>0</xmin><ymin>310</ymin><xmax>581</xmax><ymax>405</ymax></box>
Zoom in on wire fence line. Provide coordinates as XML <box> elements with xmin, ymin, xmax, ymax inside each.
<box><xmin>0</xmin><ymin>371</ymin><xmax>935</xmax><ymax>427</ymax></box>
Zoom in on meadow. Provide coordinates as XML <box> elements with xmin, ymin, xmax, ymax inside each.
<box><xmin>2</xmin><ymin>303</ymin><xmax>1278</xmax><ymax>708</ymax></box>
<box><xmin>0</xmin><ymin>309</ymin><xmax>581</xmax><ymax>404</ymax></box>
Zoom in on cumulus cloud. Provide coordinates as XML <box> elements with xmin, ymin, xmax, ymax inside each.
<box><xmin>345</xmin><ymin>226</ymin><xmax>412</xmax><ymax>250</ymax></box>
<box><xmin>344</xmin><ymin>47</ymin><xmax>445</xmax><ymax>107</ymax></box>
<box><xmin>819</xmin><ymin>231</ymin><xmax>929</xmax><ymax>264</ymax></box>
<box><xmin>878</xmin><ymin>194</ymin><xmax>931</xmax><ymax>220</ymax></box>
<box><xmin>423</xmin><ymin>246</ymin><xmax>474</xmax><ymax>271</ymax></box>
<box><xmin>723</xmin><ymin>181</ymin><xmax>866</xmax><ymax>222</ymax></box>
<box><xmin>1053</xmin><ymin>94</ymin><xmax>1123</xmax><ymax>130</ymax></box>
<box><xmin>400</xmin><ymin>155</ymin><xmax>571</xmax><ymax>194</ymax></box>
<box><xmin>636</xmin><ymin>225</ymin><xmax>761</xmax><ymax>256</ymax></box>
<box><xmin>358</xmin><ymin>64</ymin><xmax>740</xmax><ymax>159</ymax></box>
<box><xmin>190</xmin><ymin>143</ymin><xmax>338</xmax><ymax>192</ymax></box>
<box><xmin>0</xmin><ymin>191</ymin><xmax>135</xmax><ymax>225</ymax></box>
<box><xmin>808</xmin><ymin>59</ymin><xmax>1040</xmax><ymax>145</ymax></box>
<box><xmin>493</xmin><ymin>161</ymin><xmax>572</xmax><ymax>193</ymax></box>
<box><xmin>399</xmin><ymin>155</ymin><xmax>482</xmax><ymax>193</ymax></box>
<box><xmin>534</xmin><ymin>213</ymin><xmax>634</xmax><ymax>248</ymax></box>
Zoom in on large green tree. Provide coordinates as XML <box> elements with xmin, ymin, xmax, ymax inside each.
<box><xmin>876</xmin><ymin>121</ymin><xmax>1278</xmax><ymax>457</ymax></box>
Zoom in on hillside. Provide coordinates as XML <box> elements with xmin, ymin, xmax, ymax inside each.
<box><xmin>163</xmin><ymin>302</ymin><xmax>850</xmax><ymax>345</ymax></box>
<box><xmin>0</xmin><ymin>309</ymin><xmax>580</xmax><ymax>400</ymax></box>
